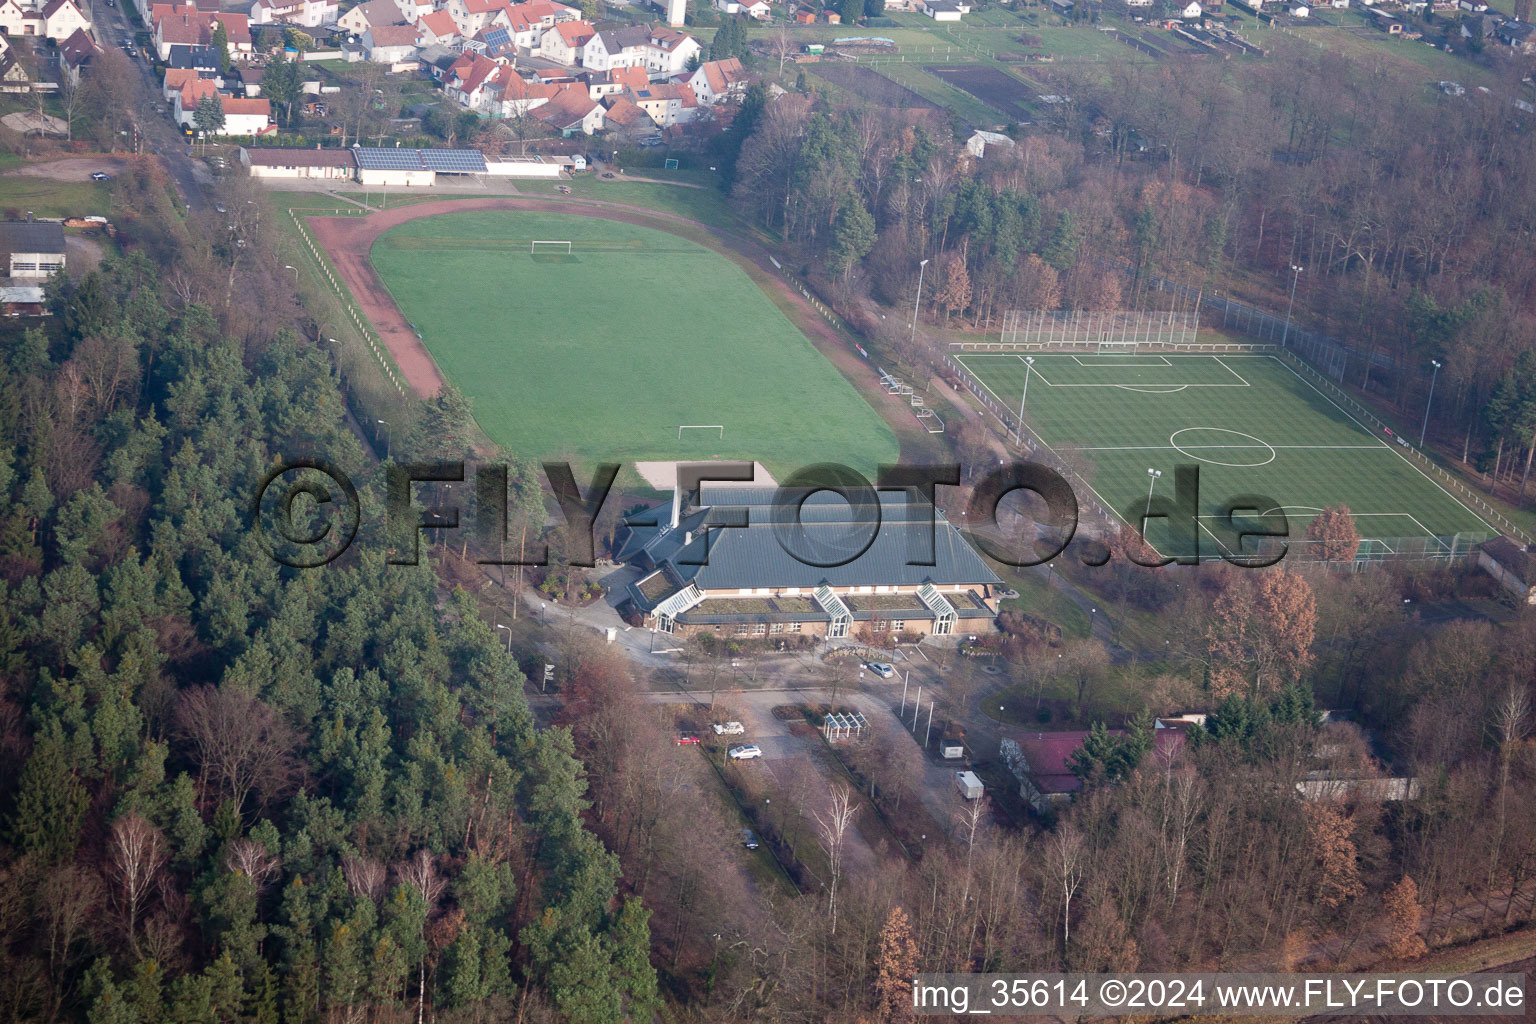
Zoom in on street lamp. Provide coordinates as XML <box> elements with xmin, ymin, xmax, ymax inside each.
<box><xmin>1419</xmin><ymin>358</ymin><xmax>1442</xmax><ymax>448</ymax></box>
<box><xmin>910</xmin><ymin>258</ymin><xmax>930</xmax><ymax>347</ymax></box>
<box><xmin>1014</xmin><ymin>355</ymin><xmax>1035</xmax><ymax>447</ymax></box>
<box><xmin>376</xmin><ymin>418</ymin><xmax>390</xmax><ymax>459</ymax></box>
<box><xmin>495</xmin><ymin>623</ymin><xmax>511</xmax><ymax>652</ymax></box>
<box><xmin>1145</xmin><ymin>467</ymin><xmax>1162</xmax><ymax>519</ymax></box>
<box><xmin>283</xmin><ymin>263</ymin><xmax>299</xmax><ymax>284</ymax></box>
<box><xmin>1281</xmin><ymin>264</ymin><xmax>1303</xmax><ymax>347</ymax></box>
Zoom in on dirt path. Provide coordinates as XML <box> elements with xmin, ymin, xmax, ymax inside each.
<box><xmin>3</xmin><ymin>156</ymin><xmax>126</xmax><ymax>181</ymax></box>
<box><xmin>304</xmin><ymin>196</ymin><xmax>940</xmax><ymax>465</ymax></box>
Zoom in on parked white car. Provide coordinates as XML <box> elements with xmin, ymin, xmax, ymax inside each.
<box><xmin>713</xmin><ymin>721</ymin><xmax>746</xmax><ymax>735</ymax></box>
<box><xmin>728</xmin><ymin>745</ymin><xmax>763</xmax><ymax>760</ymax></box>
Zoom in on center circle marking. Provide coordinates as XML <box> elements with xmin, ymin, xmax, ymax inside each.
<box><xmin>1168</xmin><ymin>427</ymin><xmax>1277</xmax><ymax>467</ymax></box>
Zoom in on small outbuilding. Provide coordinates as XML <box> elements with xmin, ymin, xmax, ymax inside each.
<box><xmin>0</xmin><ymin>220</ymin><xmax>65</xmax><ymax>279</ymax></box>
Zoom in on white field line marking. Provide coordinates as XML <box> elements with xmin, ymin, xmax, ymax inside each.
<box><xmin>1268</xmin><ymin>356</ymin><xmax>1497</xmax><ymax>534</ymax></box>
<box><xmin>1063</xmin><ymin>444</ymin><xmax>1385</xmax><ymax>452</ymax></box>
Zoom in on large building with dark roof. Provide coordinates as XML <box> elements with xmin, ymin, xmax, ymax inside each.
<box><xmin>0</xmin><ymin>221</ymin><xmax>65</xmax><ymax>279</ymax></box>
<box><xmin>618</xmin><ymin>484</ymin><xmax>1004</xmax><ymax>642</ymax></box>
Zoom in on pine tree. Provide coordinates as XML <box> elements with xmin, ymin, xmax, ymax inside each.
<box><xmin>607</xmin><ymin>898</ymin><xmax>660</xmax><ymax>1021</ymax></box>
<box><xmin>6</xmin><ymin>733</ymin><xmax>88</xmax><ymax>863</ymax></box>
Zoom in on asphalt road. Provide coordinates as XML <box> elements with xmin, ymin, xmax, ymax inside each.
<box><xmin>90</xmin><ymin>0</ymin><xmax>206</xmax><ymax>210</ymax></box>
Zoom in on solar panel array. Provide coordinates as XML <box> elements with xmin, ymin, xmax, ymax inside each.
<box><xmin>354</xmin><ymin>148</ymin><xmax>488</xmax><ymax>173</ymax></box>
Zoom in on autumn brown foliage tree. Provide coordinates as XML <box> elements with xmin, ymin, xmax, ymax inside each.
<box><xmin>1307</xmin><ymin>806</ymin><xmax>1364</xmax><ymax>910</ymax></box>
<box><xmin>1306</xmin><ymin>505</ymin><xmax>1361</xmax><ymax>563</ymax></box>
<box><xmin>1382</xmin><ymin>874</ymin><xmax>1426</xmax><ymax>959</ymax></box>
<box><xmin>874</xmin><ymin>905</ymin><xmax>918</xmax><ymax>1023</ymax></box>
<box><xmin>1205</xmin><ymin>567</ymin><xmax>1317</xmax><ymax>700</ymax></box>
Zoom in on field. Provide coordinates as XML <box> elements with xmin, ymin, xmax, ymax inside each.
<box><xmin>925</xmin><ymin>65</ymin><xmax>1036</xmax><ymax>120</ymax></box>
<box><xmin>368</xmin><ymin>210</ymin><xmax>899</xmax><ymax>475</ymax></box>
<box><xmin>954</xmin><ymin>352</ymin><xmax>1493</xmax><ymax>560</ymax></box>
<box><xmin>806</xmin><ymin>64</ymin><xmax>940</xmax><ymax>109</ymax></box>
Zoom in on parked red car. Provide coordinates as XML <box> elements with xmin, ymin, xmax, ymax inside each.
<box><xmin>674</xmin><ymin>734</ymin><xmax>701</xmax><ymax>746</ymax></box>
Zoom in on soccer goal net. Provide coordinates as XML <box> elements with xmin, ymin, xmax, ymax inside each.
<box><xmin>530</xmin><ymin>240</ymin><xmax>573</xmax><ymax>255</ymax></box>
<box><xmin>1098</xmin><ymin>339</ymin><xmax>1139</xmax><ymax>355</ymax></box>
<box><xmin>677</xmin><ymin>424</ymin><xmax>724</xmax><ymax>440</ymax></box>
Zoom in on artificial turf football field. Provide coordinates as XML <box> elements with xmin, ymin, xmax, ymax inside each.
<box><xmin>369</xmin><ymin>210</ymin><xmax>899</xmax><ymax>477</ymax></box>
<box><xmin>955</xmin><ymin>352</ymin><xmax>1493</xmax><ymax>560</ymax></box>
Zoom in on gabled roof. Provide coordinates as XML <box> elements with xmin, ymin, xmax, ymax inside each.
<box><xmin>498</xmin><ymin>71</ymin><xmax>560</xmax><ymax>101</ymax></box>
<box><xmin>214</xmin><ymin>11</ymin><xmax>252</xmax><ymax>43</ymax></box>
<box><xmin>646</xmin><ymin>24</ymin><xmax>694</xmax><ymax>51</ymax></box>
<box><xmin>460</xmin><ymin>0</ymin><xmax>505</xmax><ymax>13</ymax></box>
<box><xmin>242</xmin><ymin>145</ymin><xmax>355</xmax><ymax>166</ymax></box>
<box><xmin>550</xmin><ymin>17</ymin><xmax>592</xmax><ymax>44</ymax></box>
<box><xmin>1009</xmin><ymin>728</ymin><xmax>1185</xmax><ymax>795</ymax></box>
<box><xmin>59</xmin><ymin>27</ymin><xmax>98</xmax><ymax>67</ymax></box>
<box><xmin>166</xmin><ymin>43</ymin><xmax>220</xmax><ymax>67</ymax></box>
<box><xmin>41</xmin><ymin>0</ymin><xmax>84</xmax><ymax>18</ymax></box>
<box><xmin>609</xmin><ymin>63</ymin><xmax>648</xmax><ymax>90</ymax></box>
<box><xmin>163</xmin><ymin>66</ymin><xmax>199</xmax><ymax>90</ymax></box>
<box><xmin>536</xmin><ymin>82</ymin><xmax>599</xmax><ymax>126</ymax></box>
<box><xmin>591</xmin><ymin>22</ymin><xmax>648</xmax><ymax>52</ymax></box>
<box><xmin>417</xmin><ymin>9</ymin><xmax>457</xmax><ymax>35</ymax></box>
<box><xmin>0</xmin><ymin>220</ymin><xmax>65</xmax><ymax>255</ymax></box>
<box><xmin>159</xmin><ymin>12</ymin><xmax>207</xmax><ymax>43</ymax></box>
<box><xmin>221</xmin><ymin>96</ymin><xmax>271</xmax><ymax>115</ymax></box>
<box><xmin>695</xmin><ymin>56</ymin><xmax>742</xmax><ymax>94</ymax></box>
<box><xmin>179</xmin><ymin>76</ymin><xmax>220</xmax><ymax>107</ymax></box>
<box><xmin>351</xmin><ymin>0</ymin><xmax>404</xmax><ymax>26</ymax></box>
<box><xmin>367</xmin><ymin>22</ymin><xmax>418</xmax><ymax>44</ymax></box>
<box><xmin>601</xmin><ymin>94</ymin><xmax>650</xmax><ymax>124</ymax></box>
<box><xmin>451</xmin><ymin>52</ymin><xmax>504</xmax><ymax>92</ymax></box>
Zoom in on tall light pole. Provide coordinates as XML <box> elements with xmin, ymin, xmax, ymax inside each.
<box><xmin>1014</xmin><ymin>355</ymin><xmax>1035</xmax><ymax>447</ymax></box>
<box><xmin>376</xmin><ymin>418</ymin><xmax>390</xmax><ymax>459</ymax></box>
<box><xmin>1145</xmin><ymin>467</ymin><xmax>1162</xmax><ymax>518</ymax></box>
<box><xmin>1281</xmin><ymin>264</ymin><xmax>1303</xmax><ymax>347</ymax></box>
<box><xmin>495</xmin><ymin>623</ymin><xmax>511</xmax><ymax>652</ymax></box>
<box><xmin>1420</xmin><ymin>358</ymin><xmax>1442</xmax><ymax>448</ymax></box>
<box><xmin>283</xmin><ymin>264</ymin><xmax>299</xmax><ymax>284</ymax></box>
<box><xmin>910</xmin><ymin>258</ymin><xmax>930</xmax><ymax>348</ymax></box>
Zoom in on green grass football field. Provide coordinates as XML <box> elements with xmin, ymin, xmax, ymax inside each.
<box><xmin>955</xmin><ymin>352</ymin><xmax>1493</xmax><ymax>560</ymax></box>
<box><xmin>369</xmin><ymin>210</ymin><xmax>899</xmax><ymax>477</ymax></box>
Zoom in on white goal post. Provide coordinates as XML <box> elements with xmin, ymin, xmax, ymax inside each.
<box><xmin>677</xmin><ymin>424</ymin><xmax>724</xmax><ymax>440</ymax></box>
<box><xmin>530</xmin><ymin>240</ymin><xmax>573</xmax><ymax>254</ymax></box>
<box><xmin>1097</xmin><ymin>339</ymin><xmax>1139</xmax><ymax>354</ymax></box>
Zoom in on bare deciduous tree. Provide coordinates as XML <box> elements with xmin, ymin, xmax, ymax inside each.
<box><xmin>1051</xmin><ymin>824</ymin><xmax>1085</xmax><ymax>950</ymax></box>
<box><xmin>342</xmin><ymin>853</ymin><xmax>386</xmax><ymax>902</ymax></box>
<box><xmin>176</xmin><ymin>685</ymin><xmax>300</xmax><ymax>816</ymax></box>
<box><xmin>224</xmin><ymin>838</ymin><xmax>281</xmax><ymax>890</ymax></box>
<box><xmin>813</xmin><ymin>784</ymin><xmax>858</xmax><ymax>936</ymax></box>
<box><xmin>108</xmin><ymin>813</ymin><xmax>165</xmax><ymax>952</ymax></box>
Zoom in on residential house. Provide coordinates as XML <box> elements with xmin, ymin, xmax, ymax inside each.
<box><xmin>239</xmin><ymin>145</ymin><xmax>356</xmax><ymax>178</ymax></box>
<box><xmin>0</xmin><ymin>52</ymin><xmax>29</xmax><ymax>90</ymax></box>
<box><xmin>414</xmin><ymin>9</ymin><xmax>459</xmax><ymax>45</ymax></box>
<box><xmin>214</xmin><ymin>12</ymin><xmax>252</xmax><ymax>56</ymax></box>
<box><xmin>162</xmin><ymin>66</ymin><xmax>201</xmax><ymax>102</ymax></box>
<box><xmin>1498</xmin><ymin>17</ymin><xmax>1536</xmax><ymax>50</ymax></box>
<box><xmin>0</xmin><ymin>221</ymin><xmax>65</xmax><ymax>279</ymax></box>
<box><xmin>538</xmin><ymin>17</ymin><xmax>593</xmax><ymax>63</ymax></box>
<box><xmin>629</xmin><ymin>80</ymin><xmax>696</xmax><ymax>124</ymax></box>
<box><xmin>641</xmin><ymin>24</ymin><xmax>700</xmax><ymax>74</ymax></box>
<box><xmin>248</xmin><ymin>0</ymin><xmax>338</xmax><ymax>28</ymax></box>
<box><xmin>338</xmin><ymin>0</ymin><xmax>403</xmax><ymax>35</ymax></box>
<box><xmin>495</xmin><ymin>69</ymin><xmax>559</xmax><ymax>114</ymax></box>
<box><xmin>600</xmin><ymin>92</ymin><xmax>651</xmax><ymax>134</ymax></box>
<box><xmin>57</xmin><ymin>26</ymin><xmax>96</xmax><ymax>86</ymax></box>
<box><xmin>445</xmin><ymin>0</ymin><xmax>510</xmax><ymax>34</ymax></box>
<box><xmin>219</xmin><ymin>96</ymin><xmax>272</xmax><ymax>132</ymax></box>
<box><xmin>582</xmin><ymin>23</ymin><xmax>647</xmax><ymax>68</ymax></box>
<box><xmin>154</xmin><ymin>10</ymin><xmax>204</xmax><ymax>59</ymax></box>
<box><xmin>1458</xmin><ymin>0</ymin><xmax>1489</xmax><ymax>10</ymax></box>
<box><xmin>466</xmin><ymin>24</ymin><xmax>515</xmax><ymax>57</ymax></box>
<box><xmin>1047</xmin><ymin>0</ymin><xmax>1072</xmax><ymax>13</ymax></box>
<box><xmin>236</xmin><ymin>64</ymin><xmax>263</xmax><ymax>94</ymax></box>
<box><xmin>1460</xmin><ymin>12</ymin><xmax>1499</xmax><ymax>39</ymax></box>
<box><xmin>172</xmin><ymin>76</ymin><xmax>220</xmax><ymax>125</ymax></box>
<box><xmin>0</xmin><ymin>0</ymin><xmax>33</xmax><ymax>35</ymax></box>
<box><xmin>818</xmin><ymin>6</ymin><xmax>840</xmax><ymax>20</ymax></box>
<box><xmin>714</xmin><ymin>0</ymin><xmax>771</xmax><ymax>16</ymax></box>
<box><xmin>395</xmin><ymin>0</ymin><xmax>432</xmax><ymax>19</ymax></box>
<box><xmin>535</xmin><ymin>81</ymin><xmax>604</xmax><ymax>132</ymax></box>
<box><xmin>618</xmin><ymin>486</ymin><xmax>1004</xmax><ymax>641</ymax></box>
<box><xmin>39</xmin><ymin>0</ymin><xmax>88</xmax><ymax>39</ymax></box>
<box><xmin>165</xmin><ymin>43</ymin><xmax>219</xmax><ymax>69</ymax></box>
<box><xmin>1289</xmin><ymin>2</ymin><xmax>1308</xmax><ymax>14</ymax></box>
<box><xmin>682</xmin><ymin>56</ymin><xmax>743</xmax><ymax>103</ymax></box>
<box><xmin>1176</xmin><ymin>0</ymin><xmax>1201</xmax><ymax>16</ymax></box>
<box><xmin>362</xmin><ymin>22</ymin><xmax>418</xmax><ymax>60</ymax></box>
<box><xmin>583</xmin><ymin>63</ymin><xmax>647</xmax><ymax>97</ymax></box>
<box><xmin>444</xmin><ymin>51</ymin><xmax>508</xmax><ymax>108</ymax></box>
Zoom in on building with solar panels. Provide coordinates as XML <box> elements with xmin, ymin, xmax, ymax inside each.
<box><xmin>617</xmin><ymin>484</ymin><xmax>1003</xmax><ymax>644</ymax></box>
<box><xmin>353</xmin><ymin>146</ymin><xmax>488</xmax><ymax>186</ymax></box>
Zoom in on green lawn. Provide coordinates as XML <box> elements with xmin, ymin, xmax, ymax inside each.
<box><xmin>370</xmin><ymin>209</ymin><xmax>899</xmax><ymax>475</ymax></box>
<box><xmin>0</xmin><ymin>178</ymin><xmax>111</xmax><ymax>219</ymax></box>
<box><xmin>956</xmin><ymin>352</ymin><xmax>1492</xmax><ymax>560</ymax></box>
